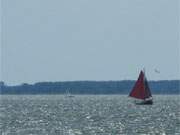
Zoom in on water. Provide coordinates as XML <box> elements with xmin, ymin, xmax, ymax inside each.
<box><xmin>0</xmin><ymin>95</ymin><xmax>179</xmax><ymax>135</ymax></box>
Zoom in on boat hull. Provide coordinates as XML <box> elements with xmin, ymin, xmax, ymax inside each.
<box><xmin>135</xmin><ymin>99</ymin><xmax>153</xmax><ymax>105</ymax></box>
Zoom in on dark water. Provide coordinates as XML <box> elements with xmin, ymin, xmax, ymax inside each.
<box><xmin>0</xmin><ymin>95</ymin><xmax>179</xmax><ymax>135</ymax></box>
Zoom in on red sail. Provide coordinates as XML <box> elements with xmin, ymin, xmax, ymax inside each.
<box><xmin>129</xmin><ymin>71</ymin><xmax>151</xmax><ymax>100</ymax></box>
<box><xmin>144</xmin><ymin>77</ymin><xmax>152</xmax><ymax>97</ymax></box>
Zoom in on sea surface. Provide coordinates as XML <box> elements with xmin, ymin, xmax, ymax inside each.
<box><xmin>0</xmin><ymin>95</ymin><xmax>179</xmax><ymax>135</ymax></box>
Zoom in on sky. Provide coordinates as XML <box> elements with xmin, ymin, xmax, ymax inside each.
<box><xmin>1</xmin><ymin>0</ymin><xmax>180</xmax><ymax>85</ymax></box>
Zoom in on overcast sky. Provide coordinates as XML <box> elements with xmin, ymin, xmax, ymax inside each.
<box><xmin>1</xmin><ymin>0</ymin><xmax>179</xmax><ymax>85</ymax></box>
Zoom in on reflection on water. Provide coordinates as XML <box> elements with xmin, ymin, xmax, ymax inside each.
<box><xmin>0</xmin><ymin>95</ymin><xmax>179</xmax><ymax>135</ymax></box>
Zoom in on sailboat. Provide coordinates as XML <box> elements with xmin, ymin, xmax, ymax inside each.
<box><xmin>129</xmin><ymin>70</ymin><xmax>153</xmax><ymax>105</ymax></box>
<box><xmin>65</xmin><ymin>89</ymin><xmax>74</xmax><ymax>98</ymax></box>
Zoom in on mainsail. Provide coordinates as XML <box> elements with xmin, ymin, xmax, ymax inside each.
<box><xmin>129</xmin><ymin>71</ymin><xmax>152</xmax><ymax>100</ymax></box>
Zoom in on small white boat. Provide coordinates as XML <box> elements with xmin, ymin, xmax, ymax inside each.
<box><xmin>65</xmin><ymin>89</ymin><xmax>75</xmax><ymax>98</ymax></box>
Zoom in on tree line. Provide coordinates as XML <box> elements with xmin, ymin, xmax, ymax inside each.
<box><xmin>0</xmin><ymin>80</ymin><xmax>179</xmax><ymax>94</ymax></box>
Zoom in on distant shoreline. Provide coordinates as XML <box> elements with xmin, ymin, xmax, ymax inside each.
<box><xmin>0</xmin><ymin>80</ymin><xmax>179</xmax><ymax>95</ymax></box>
<box><xmin>0</xmin><ymin>94</ymin><xmax>179</xmax><ymax>96</ymax></box>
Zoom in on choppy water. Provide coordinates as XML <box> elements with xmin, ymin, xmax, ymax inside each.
<box><xmin>0</xmin><ymin>95</ymin><xmax>179</xmax><ymax>135</ymax></box>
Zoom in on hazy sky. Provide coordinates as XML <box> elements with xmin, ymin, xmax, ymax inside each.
<box><xmin>1</xmin><ymin>0</ymin><xmax>179</xmax><ymax>85</ymax></box>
